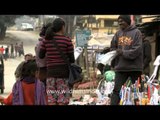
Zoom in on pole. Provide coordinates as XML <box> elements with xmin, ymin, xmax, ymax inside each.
<box><xmin>84</xmin><ymin>44</ymin><xmax>90</xmax><ymax>80</ymax></box>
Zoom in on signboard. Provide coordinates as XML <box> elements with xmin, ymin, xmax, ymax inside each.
<box><xmin>84</xmin><ymin>29</ymin><xmax>91</xmax><ymax>40</ymax></box>
<box><xmin>76</xmin><ymin>30</ymin><xmax>91</xmax><ymax>47</ymax></box>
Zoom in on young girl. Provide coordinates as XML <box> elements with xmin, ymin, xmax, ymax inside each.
<box><xmin>0</xmin><ymin>60</ymin><xmax>47</xmax><ymax>105</ymax></box>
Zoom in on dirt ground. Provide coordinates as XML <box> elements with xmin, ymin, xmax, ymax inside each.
<box><xmin>0</xmin><ymin>32</ymin><xmax>21</xmax><ymax>46</ymax></box>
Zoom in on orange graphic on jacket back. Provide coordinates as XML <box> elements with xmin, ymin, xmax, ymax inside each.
<box><xmin>118</xmin><ymin>36</ymin><xmax>133</xmax><ymax>46</ymax></box>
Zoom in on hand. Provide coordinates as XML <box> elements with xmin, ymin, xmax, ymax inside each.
<box><xmin>116</xmin><ymin>49</ymin><xmax>123</xmax><ymax>56</ymax></box>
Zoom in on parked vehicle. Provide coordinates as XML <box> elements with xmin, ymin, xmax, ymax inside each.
<box><xmin>20</xmin><ymin>23</ymin><xmax>34</xmax><ymax>31</ymax></box>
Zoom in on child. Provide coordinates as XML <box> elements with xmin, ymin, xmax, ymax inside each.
<box><xmin>35</xmin><ymin>23</ymin><xmax>51</xmax><ymax>86</ymax></box>
<box><xmin>0</xmin><ymin>60</ymin><xmax>47</xmax><ymax>105</ymax></box>
<box><xmin>14</xmin><ymin>53</ymin><xmax>33</xmax><ymax>81</ymax></box>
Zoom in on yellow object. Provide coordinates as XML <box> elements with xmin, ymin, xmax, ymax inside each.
<box><xmin>119</xmin><ymin>100</ymin><xmax>123</xmax><ymax>105</ymax></box>
<box><xmin>141</xmin><ymin>98</ymin><xmax>149</xmax><ymax>105</ymax></box>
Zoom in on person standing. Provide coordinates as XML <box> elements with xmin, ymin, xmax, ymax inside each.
<box><xmin>110</xmin><ymin>15</ymin><xmax>143</xmax><ymax>105</ymax></box>
<box><xmin>4</xmin><ymin>46</ymin><xmax>9</xmax><ymax>61</ymax></box>
<box><xmin>35</xmin><ymin>23</ymin><xmax>52</xmax><ymax>87</ymax></box>
<box><xmin>0</xmin><ymin>54</ymin><xmax>4</xmax><ymax>94</ymax></box>
<box><xmin>0</xmin><ymin>46</ymin><xmax>5</xmax><ymax>59</ymax></box>
<box><xmin>39</xmin><ymin>18</ymin><xmax>75</xmax><ymax>105</ymax></box>
<box><xmin>10</xmin><ymin>44</ymin><xmax>14</xmax><ymax>58</ymax></box>
<box><xmin>15</xmin><ymin>43</ymin><xmax>18</xmax><ymax>57</ymax></box>
<box><xmin>19</xmin><ymin>42</ymin><xmax>24</xmax><ymax>57</ymax></box>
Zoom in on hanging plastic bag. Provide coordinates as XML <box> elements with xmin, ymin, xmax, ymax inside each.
<box><xmin>96</xmin><ymin>50</ymin><xmax>117</xmax><ymax>65</ymax></box>
<box><xmin>74</xmin><ymin>47</ymin><xmax>83</xmax><ymax>60</ymax></box>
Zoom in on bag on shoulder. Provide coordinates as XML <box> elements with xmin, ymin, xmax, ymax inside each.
<box><xmin>68</xmin><ymin>63</ymin><xmax>83</xmax><ymax>86</ymax></box>
<box><xmin>51</xmin><ymin>38</ymin><xmax>83</xmax><ymax>86</ymax></box>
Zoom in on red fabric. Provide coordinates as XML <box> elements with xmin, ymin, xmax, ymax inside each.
<box><xmin>0</xmin><ymin>48</ymin><xmax>4</xmax><ymax>54</ymax></box>
<box><xmin>3</xmin><ymin>93</ymin><xmax>12</xmax><ymax>105</ymax></box>
<box><xmin>3</xmin><ymin>82</ymin><xmax>35</xmax><ymax>105</ymax></box>
<box><xmin>22</xmin><ymin>82</ymin><xmax>35</xmax><ymax>105</ymax></box>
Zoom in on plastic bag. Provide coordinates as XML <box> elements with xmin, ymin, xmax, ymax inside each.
<box><xmin>96</xmin><ymin>50</ymin><xmax>117</xmax><ymax>65</ymax></box>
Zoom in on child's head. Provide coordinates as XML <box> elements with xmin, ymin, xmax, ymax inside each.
<box><xmin>39</xmin><ymin>22</ymin><xmax>52</xmax><ymax>37</ymax></box>
<box><xmin>21</xmin><ymin>59</ymin><xmax>38</xmax><ymax>78</ymax></box>
<box><xmin>24</xmin><ymin>53</ymin><xmax>33</xmax><ymax>61</ymax></box>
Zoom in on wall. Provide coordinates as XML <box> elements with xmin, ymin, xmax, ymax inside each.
<box><xmin>95</xmin><ymin>15</ymin><xmax>119</xmax><ymax>20</ymax></box>
<box><xmin>149</xmin><ymin>34</ymin><xmax>156</xmax><ymax>76</ymax></box>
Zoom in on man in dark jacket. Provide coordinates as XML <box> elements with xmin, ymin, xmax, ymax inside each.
<box><xmin>141</xmin><ymin>31</ymin><xmax>151</xmax><ymax>76</ymax></box>
<box><xmin>110</xmin><ymin>15</ymin><xmax>143</xmax><ymax>105</ymax></box>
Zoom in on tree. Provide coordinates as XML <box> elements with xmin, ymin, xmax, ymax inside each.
<box><xmin>0</xmin><ymin>15</ymin><xmax>38</xmax><ymax>40</ymax></box>
<box><xmin>0</xmin><ymin>15</ymin><xmax>20</xmax><ymax>40</ymax></box>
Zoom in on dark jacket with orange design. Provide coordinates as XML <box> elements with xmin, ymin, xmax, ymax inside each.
<box><xmin>110</xmin><ymin>25</ymin><xmax>143</xmax><ymax>72</ymax></box>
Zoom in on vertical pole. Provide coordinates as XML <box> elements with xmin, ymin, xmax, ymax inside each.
<box><xmin>84</xmin><ymin>44</ymin><xmax>90</xmax><ymax>79</ymax></box>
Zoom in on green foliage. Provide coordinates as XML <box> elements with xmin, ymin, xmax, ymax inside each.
<box><xmin>0</xmin><ymin>15</ymin><xmax>38</xmax><ymax>27</ymax></box>
<box><xmin>0</xmin><ymin>15</ymin><xmax>38</xmax><ymax>39</ymax></box>
<box><xmin>0</xmin><ymin>15</ymin><xmax>20</xmax><ymax>26</ymax></box>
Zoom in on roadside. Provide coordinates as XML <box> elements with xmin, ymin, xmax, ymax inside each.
<box><xmin>0</xmin><ymin>32</ymin><xmax>21</xmax><ymax>45</ymax></box>
<box><xmin>0</xmin><ymin>30</ymin><xmax>39</xmax><ymax>99</ymax></box>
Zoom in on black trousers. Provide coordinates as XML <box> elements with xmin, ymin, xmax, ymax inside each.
<box><xmin>110</xmin><ymin>71</ymin><xmax>142</xmax><ymax>105</ymax></box>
